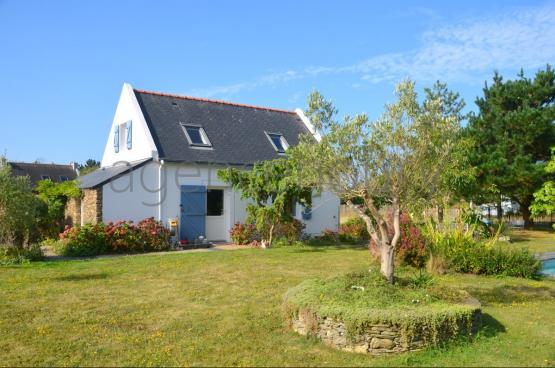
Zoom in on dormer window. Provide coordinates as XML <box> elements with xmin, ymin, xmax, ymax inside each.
<box><xmin>181</xmin><ymin>124</ymin><xmax>212</xmax><ymax>147</ymax></box>
<box><xmin>266</xmin><ymin>132</ymin><xmax>289</xmax><ymax>153</ymax></box>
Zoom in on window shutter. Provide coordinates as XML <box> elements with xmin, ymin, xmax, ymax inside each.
<box><xmin>302</xmin><ymin>206</ymin><xmax>312</xmax><ymax>220</ymax></box>
<box><xmin>126</xmin><ymin>121</ymin><xmax>132</xmax><ymax>150</ymax></box>
<box><xmin>114</xmin><ymin>125</ymin><xmax>120</xmax><ymax>153</ymax></box>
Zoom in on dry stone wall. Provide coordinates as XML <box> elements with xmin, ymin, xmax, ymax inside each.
<box><xmin>290</xmin><ymin>304</ymin><xmax>481</xmax><ymax>355</ymax></box>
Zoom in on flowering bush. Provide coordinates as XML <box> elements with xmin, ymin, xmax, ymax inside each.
<box><xmin>395</xmin><ymin>213</ymin><xmax>427</xmax><ymax>268</ymax></box>
<box><xmin>370</xmin><ymin>213</ymin><xmax>427</xmax><ymax>268</ymax></box>
<box><xmin>56</xmin><ymin>218</ymin><xmax>170</xmax><ymax>256</ymax></box>
<box><xmin>274</xmin><ymin>219</ymin><xmax>305</xmax><ymax>243</ymax></box>
<box><xmin>229</xmin><ymin>222</ymin><xmax>258</xmax><ymax>245</ymax></box>
<box><xmin>338</xmin><ymin>217</ymin><xmax>369</xmax><ymax>243</ymax></box>
<box><xmin>318</xmin><ymin>229</ymin><xmax>339</xmax><ymax>243</ymax></box>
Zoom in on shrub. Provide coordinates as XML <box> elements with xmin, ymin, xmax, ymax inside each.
<box><xmin>318</xmin><ymin>229</ymin><xmax>339</xmax><ymax>243</ymax></box>
<box><xmin>136</xmin><ymin>218</ymin><xmax>172</xmax><ymax>251</ymax></box>
<box><xmin>422</xmin><ymin>220</ymin><xmax>541</xmax><ymax>279</ymax></box>
<box><xmin>58</xmin><ymin>223</ymin><xmax>108</xmax><ymax>256</ymax></box>
<box><xmin>0</xmin><ymin>159</ymin><xmax>43</xmax><ymax>246</ymax></box>
<box><xmin>448</xmin><ymin>243</ymin><xmax>540</xmax><ymax>278</ymax></box>
<box><xmin>229</xmin><ymin>222</ymin><xmax>257</xmax><ymax>245</ymax></box>
<box><xmin>0</xmin><ymin>244</ymin><xmax>44</xmax><ymax>265</ymax></box>
<box><xmin>338</xmin><ymin>217</ymin><xmax>369</xmax><ymax>243</ymax></box>
<box><xmin>56</xmin><ymin>218</ymin><xmax>171</xmax><ymax>257</ymax></box>
<box><xmin>274</xmin><ymin>219</ymin><xmax>305</xmax><ymax>243</ymax></box>
<box><xmin>368</xmin><ymin>213</ymin><xmax>427</xmax><ymax>268</ymax></box>
<box><xmin>396</xmin><ymin>214</ymin><xmax>427</xmax><ymax>268</ymax></box>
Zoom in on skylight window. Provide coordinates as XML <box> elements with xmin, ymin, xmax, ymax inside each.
<box><xmin>266</xmin><ymin>132</ymin><xmax>289</xmax><ymax>153</ymax></box>
<box><xmin>181</xmin><ymin>124</ymin><xmax>212</xmax><ymax>147</ymax></box>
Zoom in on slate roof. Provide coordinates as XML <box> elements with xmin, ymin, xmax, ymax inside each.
<box><xmin>8</xmin><ymin>162</ymin><xmax>77</xmax><ymax>186</ymax></box>
<box><xmin>78</xmin><ymin>158</ymin><xmax>151</xmax><ymax>189</ymax></box>
<box><xmin>134</xmin><ymin>89</ymin><xmax>312</xmax><ymax>166</ymax></box>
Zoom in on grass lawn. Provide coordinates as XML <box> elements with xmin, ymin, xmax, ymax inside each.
<box><xmin>505</xmin><ymin>228</ymin><xmax>555</xmax><ymax>253</ymax></box>
<box><xmin>1</xmin><ymin>231</ymin><xmax>554</xmax><ymax>366</ymax></box>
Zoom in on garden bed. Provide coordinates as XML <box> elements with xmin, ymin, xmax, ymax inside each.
<box><xmin>284</xmin><ymin>270</ymin><xmax>482</xmax><ymax>355</ymax></box>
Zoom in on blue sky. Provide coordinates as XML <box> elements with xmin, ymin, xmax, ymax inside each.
<box><xmin>1</xmin><ymin>0</ymin><xmax>554</xmax><ymax>164</ymax></box>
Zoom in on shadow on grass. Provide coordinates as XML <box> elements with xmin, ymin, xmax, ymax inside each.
<box><xmin>478</xmin><ymin>313</ymin><xmax>506</xmax><ymax>337</ymax></box>
<box><xmin>55</xmin><ymin>272</ymin><xmax>110</xmax><ymax>281</ymax></box>
<box><xmin>465</xmin><ymin>284</ymin><xmax>555</xmax><ymax>305</ymax></box>
<box><xmin>291</xmin><ymin>244</ymin><xmax>368</xmax><ymax>253</ymax></box>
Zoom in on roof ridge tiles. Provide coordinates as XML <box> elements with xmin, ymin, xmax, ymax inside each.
<box><xmin>133</xmin><ymin>88</ymin><xmax>297</xmax><ymax>115</ymax></box>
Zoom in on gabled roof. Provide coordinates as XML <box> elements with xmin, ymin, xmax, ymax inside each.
<box><xmin>133</xmin><ymin>89</ymin><xmax>311</xmax><ymax>166</ymax></box>
<box><xmin>78</xmin><ymin>158</ymin><xmax>151</xmax><ymax>189</ymax></box>
<box><xmin>8</xmin><ymin>162</ymin><xmax>77</xmax><ymax>186</ymax></box>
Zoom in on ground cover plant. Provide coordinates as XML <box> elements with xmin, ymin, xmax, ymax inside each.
<box><xmin>284</xmin><ymin>269</ymin><xmax>479</xmax><ymax>346</ymax></box>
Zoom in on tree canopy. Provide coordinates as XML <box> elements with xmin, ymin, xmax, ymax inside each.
<box><xmin>466</xmin><ymin>66</ymin><xmax>555</xmax><ymax>227</ymax></box>
<box><xmin>289</xmin><ymin>80</ymin><xmax>462</xmax><ymax>282</ymax></box>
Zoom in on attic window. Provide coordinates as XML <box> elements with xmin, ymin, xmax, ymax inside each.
<box><xmin>181</xmin><ymin>124</ymin><xmax>212</xmax><ymax>147</ymax></box>
<box><xmin>266</xmin><ymin>132</ymin><xmax>289</xmax><ymax>153</ymax></box>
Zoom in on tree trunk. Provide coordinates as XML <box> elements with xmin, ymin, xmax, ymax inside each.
<box><xmin>437</xmin><ymin>206</ymin><xmax>444</xmax><ymax>223</ymax></box>
<box><xmin>521</xmin><ymin>203</ymin><xmax>534</xmax><ymax>229</ymax></box>
<box><xmin>496</xmin><ymin>201</ymin><xmax>503</xmax><ymax>222</ymax></box>
<box><xmin>380</xmin><ymin>244</ymin><xmax>395</xmax><ymax>283</ymax></box>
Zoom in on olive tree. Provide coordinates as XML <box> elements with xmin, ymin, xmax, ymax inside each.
<box><xmin>289</xmin><ymin>81</ymin><xmax>461</xmax><ymax>282</ymax></box>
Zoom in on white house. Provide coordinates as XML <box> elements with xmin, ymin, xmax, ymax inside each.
<box><xmin>78</xmin><ymin>83</ymin><xmax>340</xmax><ymax>242</ymax></box>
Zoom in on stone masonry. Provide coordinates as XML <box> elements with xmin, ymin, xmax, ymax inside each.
<box><xmin>290</xmin><ymin>304</ymin><xmax>481</xmax><ymax>355</ymax></box>
<box><xmin>81</xmin><ymin>188</ymin><xmax>102</xmax><ymax>224</ymax></box>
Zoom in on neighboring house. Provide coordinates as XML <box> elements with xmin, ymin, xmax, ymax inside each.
<box><xmin>8</xmin><ymin>161</ymin><xmax>78</xmax><ymax>186</ymax></box>
<box><xmin>78</xmin><ymin>83</ymin><xmax>339</xmax><ymax>242</ymax></box>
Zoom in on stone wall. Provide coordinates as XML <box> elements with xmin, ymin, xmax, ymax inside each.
<box><xmin>64</xmin><ymin>197</ymin><xmax>81</xmax><ymax>227</ymax></box>
<box><xmin>290</xmin><ymin>305</ymin><xmax>481</xmax><ymax>355</ymax></box>
<box><xmin>81</xmin><ymin>188</ymin><xmax>102</xmax><ymax>224</ymax></box>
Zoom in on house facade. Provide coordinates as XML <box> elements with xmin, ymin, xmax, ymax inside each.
<box><xmin>79</xmin><ymin>83</ymin><xmax>339</xmax><ymax>242</ymax></box>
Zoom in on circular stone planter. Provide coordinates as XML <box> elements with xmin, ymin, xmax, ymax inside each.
<box><xmin>284</xmin><ymin>280</ymin><xmax>482</xmax><ymax>355</ymax></box>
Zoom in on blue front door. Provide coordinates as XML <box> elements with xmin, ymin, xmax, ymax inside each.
<box><xmin>180</xmin><ymin>185</ymin><xmax>207</xmax><ymax>241</ymax></box>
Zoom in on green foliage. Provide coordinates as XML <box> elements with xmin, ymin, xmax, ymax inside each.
<box><xmin>218</xmin><ymin>158</ymin><xmax>312</xmax><ymax>246</ymax></box>
<box><xmin>274</xmin><ymin>218</ymin><xmax>305</xmax><ymax>243</ymax></box>
<box><xmin>35</xmin><ymin>179</ymin><xmax>80</xmax><ymax>238</ymax></box>
<box><xmin>466</xmin><ymin>66</ymin><xmax>555</xmax><ymax>226</ymax></box>
<box><xmin>422</xmin><ymin>220</ymin><xmax>540</xmax><ymax>278</ymax></box>
<box><xmin>0</xmin><ymin>244</ymin><xmax>43</xmax><ymax>265</ymax></box>
<box><xmin>284</xmin><ymin>269</ymin><xmax>479</xmax><ymax>345</ymax></box>
<box><xmin>56</xmin><ymin>218</ymin><xmax>171</xmax><ymax>257</ymax></box>
<box><xmin>78</xmin><ymin>159</ymin><xmax>101</xmax><ymax>176</ymax></box>
<box><xmin>0</xmin><ymin>157</ymin><xmax>43</xmax><ymax>246</ymax></box>
<box><xmin>530</xmin><ymin>148</ymin><xmax>555</xmax><ymax>228</ymax></box>
<box><xmin>289</xmin><ymin>81</ymin><xmax>464</xmax><ymax>281</ymax></box>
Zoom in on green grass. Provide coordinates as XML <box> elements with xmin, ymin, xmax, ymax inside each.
<box><xmin>0</xmin><ymin>233</ymin><xmax>554</xmax><ymax>366</ymax></box>
<box><xmin>503</xmin><ymin>228</ymin><xmax>555</xmax><ymax>253</ymax></box>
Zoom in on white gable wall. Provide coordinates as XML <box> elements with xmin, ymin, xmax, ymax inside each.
<box><xmin>101</xmin><ymin>83</ymin><xmax>157</xmax><ymax>167</ymax></box>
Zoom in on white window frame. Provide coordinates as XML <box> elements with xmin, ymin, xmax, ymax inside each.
<box><xmin>265</xmin><ymin>132</ymin><xmax>289</xmax><ymax>154</ymax></box>
<box><xmin>180</xmin><ymin>123</ymin><xmax>212</xmax><ymax>148</ymax></box>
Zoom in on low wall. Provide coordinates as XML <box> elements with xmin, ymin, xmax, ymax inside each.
<box><xmin>290</xmin><ymin>303</ymin><xmax>482</xmax><ymax>355</ymax></box>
